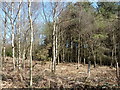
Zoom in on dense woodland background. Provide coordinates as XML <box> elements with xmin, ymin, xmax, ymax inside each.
<box><xmin>0</xmin><ymin>1</ymin><xmax>120</xmax><ymax>88</ymax></box>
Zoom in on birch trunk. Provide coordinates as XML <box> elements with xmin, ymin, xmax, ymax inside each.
<box><xmin>62</xmin><ymin>34</ymin><xmax>65</xmax><ymax>62</ymax></box>
<box><xmin>77</xmin><ymin>34</ymin><xmax>80</xmax><ymax>69</ymax></box>
<box><xmin>57</xmin><ymin>22</ymin><xmax>60</xmax><ymax>64</ymax></box>
<box><xmin>91</xmin><ymin>44</ymin><xmax>96</xmax><ymax>68</ymax></box>
<box><xmin>116</xmin><ymin>62</ymin><xmax>119</xmax><ymax>78</ymax></box>
<box><xmin>22</xmin><ymin>47</ymin><xmax>26</xmax><ymax>69</ymax></box>
<box><xmin>3</xmin><ymin>12</ymin><xmax>7</xmax><ymax>62</ymax></box>
<box><xmin>84</xmin><ymin>58</ymin><xmax>86</xmax><ymax>65</ymax></box>
<box><xmin>88</xmin><ymin>60</ymin><xmax>91</xmax><ymax>77</ymax></box>
<box><xmin>113</xmin><ymin>33</ymin><xmax>117</xmax><ymax>64</ymax></box>
<box><xmin>22</xmin><ymin>33</ymin><xmax>26</xmax><ymax>69</ymax></box>
<box><xmin>55</xmin><ymin>23</ymin><xmax>58</xmax><ymax>64</ymax></box>
<box><xmin>83</xmin><ymin>43</ymin><xmax>86</xmax><ymax>65</ymax></box>
<box><xmin>18</xmin><ymin>4</ymin><xmax>21</xmax><ymax>69</ymax></box>
<box><xmin>11</xmin><ymin>2</ymin><xmax>15</xmax><ymax>69</ymax></box>
<box><xmin>93</xmin><ymin>55</ymin><xmax>96</xmax><ymax>68</ymax></box>
<box><xmin>52</xmin><ymin>20</ymin><xmax>56</xmax><ymax>73</ymax></box>
<box><xmin>80</xmin><ymin>36</ymin><xmax>82</xmax><ymax>64</ymax></box>
<box><xmin>116</xmin><ymin>62</ymin><xmax>120</xmax><ymax>86</ymax></box>
<box><xmin>113</xmin><ymin>32</ymin><xmax>118</xmax><ymax>67</ymax></box>
<box><xmin>70</xmin><ymin>37</ymin><xmax>73</xmax><ymax>62</ymax></box>
<box><xmin>28</xmin><ymin>0</ymin><xmax>33</xmax><ymax>87</ymax></box>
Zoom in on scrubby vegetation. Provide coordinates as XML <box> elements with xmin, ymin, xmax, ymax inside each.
<box><xmin>0</xmin><ymin>1</ymin><xmax>120</xmax><ymax>89</ymax></box>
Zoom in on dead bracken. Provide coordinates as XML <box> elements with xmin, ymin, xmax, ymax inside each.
<box><xmin>2</xmin><ymin>57</ymin><xmax>119</xmax><ymax>88</ymax></box>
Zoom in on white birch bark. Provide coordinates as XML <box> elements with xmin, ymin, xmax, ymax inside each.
<box><xmin>18</xmin><ymin>2</ymin><xmax>21</xmax><ymax>69</ymax></box>
<box><xmin>28</xmin><ymin>0</ymin><xmax>33</xmax><ymax>87</ymax></box>
<box><xmin>55</xmin><ymin>23</ymin><xmax>58</xmax><ymax>64</ymax></box>
<box><xmin>11</xmin><ymin>2</ymin><xmax>15</xmax><ymax>69</ymax></box>
<box><xmin>88</xmin><ymin>61</ymin><xmax>91</xmax><ymax>77</ymax></box>
<box><xmin>3</xmin><ymin>11</ymin><xmax>7</xmax><ymax>62</ymax></box>
<box><xmin>77</xmin><ymin>34</ymin><xmax>80</xmax><ymax>69</ymax></box>
<box><xmin>52</xmin><ymin>19</ymin><xmax>56</xmax><ymax>73</ymax></box>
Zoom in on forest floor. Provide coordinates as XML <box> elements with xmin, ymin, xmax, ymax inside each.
<box><xmin>1</xmin><ymin>57</ymin><xmax>119</xmax><ymax>89</ymax></box>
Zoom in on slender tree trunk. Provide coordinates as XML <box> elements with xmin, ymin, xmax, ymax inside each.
<box><xmin>116</xmin><ymin>62</ymin><xmax>120</xmax><ymax>86</ymax></box>
<box><xmin>114</xmin><ymin>35</ymin><xmax>117</xmax><ymax>64</ymax></box>
<box><xmin>52</xmin><ymin>19</ymin><xmax>56</xmax><ymax>73</ymax></box>
<box><xmin>55</xmin><ymin>23</ymin><xmax>58</xmax><ymax>64</ymax></box>
<box><xmin>80</xmin><ymin>36</ymin><xmax>82</xmax><ymax>64</ymax></box>
<box><xmin>51</xmin><ymin>2</ymin><xmax>60</xmax><ymax>73</ymax></box>
<box><xmin>113</xmin><ymin>31</ymin><xmax>119</xmax><ymax>85</ymax></box>
<box><xmin>83</xmin><ymin>42</ymin><xmax>86</xmax><ymax>65</ymax></box>
<box><xmin>116</xmin><ymin>62</ymin><xmax>119</xmax><ymax>78</ymax></box>
<box><xmin>22</xmin><ymin>47</ymin><xmax>26</xmax><ymax>69</ymax></box>
<box><xmin>18</xmin><ymin>5</ymin><xmax>21</xmax><ymax>69</ymax></box>
<box><xmin>3</xmin><ymin>12</ymin><xmax>7</xmax><ymax>62</ymax></box>
<box><xmin>78</xmin><ymin>6</ymin><xmax>82</xmax><ymax>65</ymax></box>
<box><xmin>62</xmin><ymin>34</ymin><xmax>65</xmax><ymax>62</ymax></box>
<box><xmin>22</xmin><ymin>33</ymin><xmax>26</xmax><ymax>69</ymax></box>
<box><xmin>111</xmin><ymin>49</ymin><xmax>114</xmax><ymax>67</ymax></box>
<box><xmin>77</xmin><ymin>37</ymin><xmax>80</xmax><ymax>68</ymax></box>
<box><xmin>77</xmin><ymin>34</ymin><xmax>80</xmax><ymax>69</ymax></box>
<box><xmin>93</xmin><ymin>55</ymin><xmax>96</xmax><ymax>68</ymax></box>
<box><xmin>113</xmin><ymin>32</ymin><xmax>117</xmax><ymax>63</ymax></box>
<box><xmin>91</xmin><ymin>44</ymin><xmax>96</xmax><ymax>68</ymax></box>
<box><xmin>28</xmin><ymin>0</ymin><xmax>33</xmax><ymax>87</ymax></box>
<box><xmin>58</xmin><ymin>54</ymin><xmax>59</xmax><ymax>64</ymax></box>
<box><xmin>57</xmin><ymin>23</ymin><xmax>60</xmax><ymax>64</ymax></box>
<box><xmin>84</xmin><ymin>58</ymin><xmax>86</xmax><ymax>65</ymax></box>
<box><xmin>88</xmin><ymin>60</ymin><xmax>91</xmax><ymax>77</ymax></box>
<box><xmin>63</xmin><ymin>47</ymin><xmax>65</xmax><ymax>62</ymax></box>
<box><xmin>77</xmin><ymin>49</ymin><xmax>80</xmax><ymax>69</ymax></box>
<box><xmin>100</xmin><ymin>56</ymin><xmax>102</xmax><ymax>66</ymax></box>
<box><xmin>70</xmin><ymin>37</ymin><xmax>73</xmax><ymax>62</ymax></box>
<box><xmin>11</xmin><ymin>2</ymin><xmax>15</xmax><ymax>70</ymax></box>
<box><xmin>0</xmin><ymin>32</ymin><xmax>2</xmax><ymax>89</ymax></box>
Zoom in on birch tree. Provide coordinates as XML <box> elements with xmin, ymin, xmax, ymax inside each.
<box><xmin>11</xmin><ymin>2</ymin><xmax>15</xmax><ymax>69</ymax></box>
<box><xmin>3</xmin><ymin>5</ymin><xmax>7</xmax><ymax>62</ymax></box>
<box><xmin>52</xmin><ymin>9</ymin><xmax>57</xmax><ymax>73</ymax></box>
<box><xmin>50</xmin><ymin>2</ymin><xmax>65</xmax><ymax>73</ymax></box>
<box><xmin>11</xmin><ymin>2</ymin><xmax>22</xmax><ymax>69</ymax></box>
<box><xmin>18</xmin><ymin>1</ymin><xmax>21</xmax><ymax>69</ymax></box>
<box><xmin>28</xmin><ymin>0</ymin><xmax>34</xmax><ymax>87</ymax></box>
